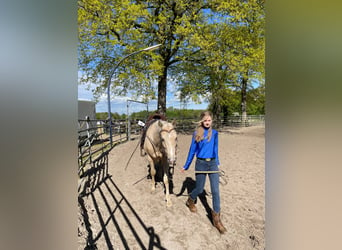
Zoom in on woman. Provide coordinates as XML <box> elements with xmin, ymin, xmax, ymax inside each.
<box><xmin>181</xmin><ymin>111</ymin><xmax>227</xmax><ymax>234</ymax></box>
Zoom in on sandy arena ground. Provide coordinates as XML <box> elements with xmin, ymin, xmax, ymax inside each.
<box><xmin>78</xmin><ymin>125</ymin><xmax>265</xmax><ymax>249</ymax></box>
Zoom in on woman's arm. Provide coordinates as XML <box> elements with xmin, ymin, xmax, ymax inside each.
<box><xmin>183</xmin><ymin>133</ymin><xmax>197</xmax><ymax>170</ymax></box>
<box><xmin>214</xmin><ymin>131</ymin><xmax>220</xmax><ymax>166</ymax></box>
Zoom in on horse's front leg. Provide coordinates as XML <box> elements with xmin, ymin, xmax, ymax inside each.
<box><xmin>162</xmin><ymin>158</ymin><xmax>172</xmax><ymax>207</ymax></box>
<box><xmin>163</xmin><ymin>173</ymin><xmax>172</xmax><ymax>207</ymax></box>
<box><xmin>147</xmin><ymin>155</ymin><xmax>156</xmax><ymax>193</ymax></box>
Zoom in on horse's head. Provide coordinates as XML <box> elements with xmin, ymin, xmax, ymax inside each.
<box><xmin>158</xmin><ymin>120</ymin><xmax>177</xmax><ymax>166</ymax></box>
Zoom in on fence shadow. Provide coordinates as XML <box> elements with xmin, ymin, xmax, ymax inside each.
<box><xmin>78</xmin><ymin>152</ymin><xmax>109</xmax><ymax>197</ymax></box>
<box><xmin>78</xmin><ymin>155</ymin><xmax>166</xmax><ymax>249</ymax></box>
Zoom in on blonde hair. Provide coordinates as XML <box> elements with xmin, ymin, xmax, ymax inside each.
<box><xmin>195</xmin><ymin>111</ymin><xmax>213</xmax><ymax>142</ymax></box>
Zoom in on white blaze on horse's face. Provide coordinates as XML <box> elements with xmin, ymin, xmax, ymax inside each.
<box><xmin>159</xmin><ymin>121</ymin><xmax>177</xmax><ymax>166</ymax></box>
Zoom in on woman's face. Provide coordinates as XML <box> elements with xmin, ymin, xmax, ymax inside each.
<box><xmin>202</xmin><ymin>115</ymin><xmax>212</xmax><ymax>128</ymax></box>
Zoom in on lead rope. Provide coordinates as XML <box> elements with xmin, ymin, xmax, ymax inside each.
<box><xmin>124</xmin><ymin>139</ymin><xmax>141</xmax><ymax>170</ymax></box>
<box><xmin>124</xmin><ymin>133</ymin><xmax>161</xmax><ymax>171</ymax></box>
<box><xmin>146</xmin><ymin>135</ymin><xmax>161</xmax><ymax>155</ymax></box>
<box><xmin>194</xmin><ymin>169</ymin><xmax>228</xmax><ymax>186</ymax></box>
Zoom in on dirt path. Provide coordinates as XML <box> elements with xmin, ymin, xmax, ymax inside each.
<box><xmin>78</xmin><ymin>125</ymin><xmax>265</xmax><ymax>249</ymax></box>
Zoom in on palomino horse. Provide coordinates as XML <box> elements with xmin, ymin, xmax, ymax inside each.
<box><xmin>143</xmin><ymin>119</ymin><xmax>177</xmax><ymax>206</ymax></box>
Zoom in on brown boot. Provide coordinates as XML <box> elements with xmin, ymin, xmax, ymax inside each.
<box><xmin>212</xmin><ymin>210</ymin><xmax>227</xmax><ymax>234</ymax></box>
<box><xmin>186</xmin><ymin>197</ymin><xmax>197</xmax><ymax>213</ymax></box>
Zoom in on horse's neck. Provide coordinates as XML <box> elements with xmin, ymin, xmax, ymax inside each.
<box><xmin>148</xmin><ymin>123</ymin><xmax>162</xmax><ymax>144</ymax></box>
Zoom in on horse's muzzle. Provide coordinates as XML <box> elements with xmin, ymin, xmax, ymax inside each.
<box><xmin>168</xmin><ymin>158</ymin><xmax>176</xmax><ymax>166</ymax></box>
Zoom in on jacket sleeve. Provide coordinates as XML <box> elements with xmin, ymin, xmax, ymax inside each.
<box><xmin>214</xmin><ymin>131</ymin><xmax>220</xmax><ymax>166</ymax></box>
<box><xmin>183</xmin><ymin>133</ymin><xmax>197</xmax><ymax>170</ymax></box>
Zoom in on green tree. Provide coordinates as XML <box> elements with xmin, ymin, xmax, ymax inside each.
<box><xmin>246</xmin><ymin>82</ymin><xmax>265</xmax><ymax>115</ymax></box>
<box><xmin>173</xmin><ymin>21</ymin><xmax>235</xmax><ymax>122</ymax></box>
<box><xmin>78</xmin><ymin>0</ymin><xmax>211</xmax><ymax>115</ymax></box>
<box><xmin>96</xmin><ymin>112</ymin><xmax>123</xmax><ymax>120</ymax></box>
<box><xmin>96</xmin><ymin>112</ymin><xmax>108</xmax><ymax>120</ymax></box>
<box><xmin>176</xmin><ymin>0</ymin><xmax>265</xmax><ymax>123</ymax></box>
<box><xmin>78</xmin><ymin>0</ymin><xmax>264</xmax><ymax>121</ymax></box>
<box><xmin>215</xmin><ymin>0</ymin><xmax>265</xmax><ymax>123</ymax></box>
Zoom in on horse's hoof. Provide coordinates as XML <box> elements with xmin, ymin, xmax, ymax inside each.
<box><xmin>166</xmin><ymin>200</ymin><xmax>172</xmax><ymax>207</ymax></box>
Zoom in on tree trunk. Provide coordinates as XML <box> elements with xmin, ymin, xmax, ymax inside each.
<box><xmin>211</xmin><ymin>96</ymin><xmax>221</xmax><ymax>128</ymax></box>
<box><xmin>241</xmin><ymin>76</ymin><xmax>248</xmax><ymax>126</ymax></box>
<box><xmin>157</xmin><ymin>66</ymin><xmax>167</xmax><ymax>115</ymax></box>
<box><xmin>222</xmin><ymin>105</ymin><xmax>229</xmax><ymax>126</ymax></box>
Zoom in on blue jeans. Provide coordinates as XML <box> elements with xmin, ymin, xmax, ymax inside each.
<box><xmin>190</xmin><ymin>158</ymin><xmax>221</xmax><ymax>213</ymax></box>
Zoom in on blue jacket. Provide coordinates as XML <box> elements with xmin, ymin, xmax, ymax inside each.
<box><xmin>183</xmin><ymin>128</ymin><xmax>220</xmax><ymax>170</ymax></box>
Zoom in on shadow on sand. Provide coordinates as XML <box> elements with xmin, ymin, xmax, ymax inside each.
<box><xmin>176</xmin><ymin>176</ymin><xmax>214</xmax><ymax>225</ymax></box>
<box><xmin>78</xmin><ymin>154</ymin><xmax>166</xmax><ymax>250</ymax></box>
<box><xmin>145</xmin><ymin>162</ymin><xmax>174</xmax><ymax>195</ymax></box>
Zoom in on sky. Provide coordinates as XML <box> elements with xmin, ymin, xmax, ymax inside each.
<box><xmin>78</xmin><ymin>82</ymin><xmax>209</xmax><ymax>115</ymax></box>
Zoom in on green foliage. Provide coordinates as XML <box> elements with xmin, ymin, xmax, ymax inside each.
<box><xmin>128</xmin><ymin>108</ymin><xmax>205</xmax><ymax>120</ymax></box>
<box><xmin>166</xmin><ymin>108</ymin><xmax>205</xmax><ymax>119</ymax></box>
<box><xmin>96</xmin><ymin>112</ymin><xmax>125</xmax><ymax>120</ymax></box>
<box><xmin>129</xmin><ymin>110</ymin><xmax>149</xmax><ymax>120</ymax></box>
<box><xmin>246</xmin><ymin>84</ymin><xmax>265</xmax><ymax>115</ymax></box>
<box><xmin>78</xmin><ymin>0</ymin><xmax>265</xmax><ymax>117</ymax></box>
<box><xmin>78</xmin><ymin>0</ymin><xmax>211</xmax><ymax>113</ymax></box>
<box><xmin>176</xmin><ymin>0</ymin><xmax>265</xmax><ymax>119</ymax></box>
<box><xmin>95</xmin><ymin>112</ymin><xmax>107</xmax><ymax>120</ymax></box>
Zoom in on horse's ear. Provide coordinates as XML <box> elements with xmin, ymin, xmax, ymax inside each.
<box><xmin>172</xmin><ymin>119</ymin><xmax>177</xmax><ymax>127</ymax></box>
<box><xmin>158</xmin><ymin>120</ymin><xmax>163</xmax><ymax>127</ymax></box>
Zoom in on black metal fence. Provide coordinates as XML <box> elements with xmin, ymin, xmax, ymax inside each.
<box><xmin>78</xmin><ymin>115</ymin><xmax>264</xmax><ymax>184</ymax></box>
<box><xmin>218</xmin><ymin>114</ymin><xmax>265</xmax><ymax>127</ymax></box>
